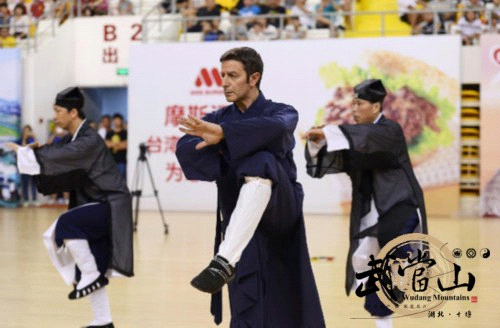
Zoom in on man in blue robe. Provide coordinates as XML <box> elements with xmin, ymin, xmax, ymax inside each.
<box><xmin>176</xmin><ymin>47</ymin><xmax>325</xmax><ymax>327</ymax></box>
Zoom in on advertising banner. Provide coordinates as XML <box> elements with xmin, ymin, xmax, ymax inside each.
<box><xmin>0</xmin><ymin>48</ymin><xmax>22</xmax><ymax>207</ymax></box>
<box><xmin>128</xmin><ymin>36</ymin><xmax>461</xmax><ymax>215</ymax></box>
<box><xmin>480</xmin><ymin>34</ymin><xmax>500</xmax><ymax>217</ymax></box>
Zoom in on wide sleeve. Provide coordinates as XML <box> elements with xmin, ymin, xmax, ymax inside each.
<box><xmin>220</xmin><ymin>104</ymin><xmax>297</xmax><ymax>161</ymax></box>
<box><xmin>175</xmin><ymin>111</ymin><xmax>223</xmax><ymax>181</ymax></box>
<box><xmin>339</xmin><ymin>123</ymin><xmax>401</xmax><ymax>170</ymax></box>
<box><xmin>34</xmin><ymin>133</ymin><xmax>102</xmax><ymax>176</ymax></box>
<box><xmin>16</xmin><ymin>146</ymin><xmax>41</xmax><ymax>175</ymax></box>
<box><xmin>305</xmin><ymin>142</ymin><xmax>347</xmax><ymax>178</ymax></box>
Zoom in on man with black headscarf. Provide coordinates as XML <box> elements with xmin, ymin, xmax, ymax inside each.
<box><xmin>6</xmin><ymin>87</ymin><xmax>133</xmax><ymax>328</ymax></box>
<box><xmin>304</xmin><ymin>79</ymin><xmax>428</xmax><ymax>328</ymax></box>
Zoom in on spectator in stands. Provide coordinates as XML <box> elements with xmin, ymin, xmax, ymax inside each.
<box><xmin>238</xmin><ymin>0</ymin><xmax>260</xmax><ymax>16</ymax></box>
<box><xmin>225</xmin><ymin>16</ymin><xmax>248</xmax><ymax>40</ymax></box>
<box><xmin>398</xmin><ymin>0</ymin><xmax>427</xmax><ymax>34</ymax></box>
<box><xmin>237</xmin><ymin>0</ymin><xmax>260</xmax><ymax>28</ymax></box>
<box><xmin>314</xmin><ymin>0</ymin><xmax>345</xmax><ymax>30</ymax></box>
<box><xmin>486</xmin><ymin>0</ymin><xmax>500</xmax><ymax>23</ymax></box>
<box><xmin>290</xmin><ymin>0</ymin><xmax>315</xmax><ymax>29</ymax></box>
<box><xmin>105</xmin><ymin>113</ymin><xmax>128</xmax><ymax>179</ymax></box>
<box><xmin>0</xmin><ymin>26</ymin><xmax>16</xmax><ymax>47</ymax></box>
<box><xmin>201</xmin><ymin>19</ymin><xmax>225</xmax><ymax>40</ymax></box>
<box><xmin>459</xmin><ymin>0</ymin><xmax>485</xmax><ymax>21</ymax></box>
<box><xmin>9</xmin><ymin>0</ymin><xmax>27</xmax><ymax>15</ymax></box>
<box><xmin>0</xmin><ymin>3</ymin><xmax>11</xmax><ymax>26</ymax></box>
<box><xmin>82</xmin><ymin>6</ymin><xmax>95</xmax><ymax>16</ymax></box>
<box><xmin>457</xmin><ymin>9</ymin><xmax>482</xmax><ymax>44</ymax></box>
<box><xmin>116</xmin><ymin>0</ymin><xmax>134</xmax><ymax>15</ymax></box>
<box><xmin>428</xmin><ymin>0</ymin><xmax>457</xmax><ymax>33</ymax></box>
<box><xmin>92</xmin><ymin>0</ymin><xmax>109</xmax><ymax>15</ymax></box>
<box><xmin>10</xmin><ymin>4</ymin><xmax>29</xmax><ymax>39</ymax></box>
<box><xmin>416</xmin><ymin>11</ymin><xmax>441</xmax><ymax>34</ymax></box>
<box><xmin>342</xmin><ymin>0</ymin><xmax>354</xmax><ymax>27</ymax></box>
<box><xmin>259</xmin><ymin>0</ymin><xmax>287</xmax><ymax>28</ymax></box>
<box><xmin>161</xmin><ymin>0</ymin><xmax>188</xmax><ymax>13</ymax></box>
<box><xmin>283</xmin><ymin>15</ymin><xmax>307</xmax><ymax>38</ymax></box>
<box><xmin>247</xmin><ymin>16</ymin><xmax>279</xmax><ymax>39</ymax></box>
<box><xmin>30</xmin><ymin>0</ymin><xmax>45</xmax><ymax>20</ymax></box>
<box><xmin>187</xmin><ymin>0</ymin><xmax>222</xmax><ymax>32</ymax></box>
<box><xmin>485</xmin><ymin>14</ymin><xmax>500</xmax><ymax>32</ymax></box>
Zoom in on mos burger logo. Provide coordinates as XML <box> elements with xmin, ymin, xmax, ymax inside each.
<box><xmin>191</xmin><ymin>68</ymin><xmax>224</xmax><ymax>95</ymax></box>
<box><xmin>195</xmin><ymin>68</ymin><xmax>222</xmax><ymax>87</ymax></box>
<box><xmin>490</xmin><ymin>46</ymin><xmax>500</xmax><ymax>67</ymax></box>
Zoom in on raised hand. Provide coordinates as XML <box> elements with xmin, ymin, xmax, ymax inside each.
<box><xmin>178</xmin><ymin>115</ymin><xmax>224</xmax><ymax>150</ymax></box>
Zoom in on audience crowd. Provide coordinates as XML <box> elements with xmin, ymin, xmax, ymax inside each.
<box><xmin>174</xmin><ymin>0</ymin><xmax>499</xmax><ymax>43</ymax></box>
<box><xmin>1</xmin><ymin>0</ymin><xmax>499</xmax><ymax>47</ymax></box>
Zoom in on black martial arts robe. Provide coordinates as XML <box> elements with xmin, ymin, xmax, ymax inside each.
<box><xmin>305</xmin><ymin>115</ymin><xmax>428</xmax><ymax>296</ymax></box>
<box><xmin>176</xmin><ymin>93</ymin><xmax>325</xmax><ymax>327</ymax></box>
<box><xmin>34</xmin><ymin>121</ymin><xmax>133</xmax><ymax>278</ymax></box>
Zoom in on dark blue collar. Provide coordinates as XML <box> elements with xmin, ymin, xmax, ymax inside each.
<box><xmin>232</xmin><ymin>91</ymin><xmax>266</xmax><ymax>114</ymax></box>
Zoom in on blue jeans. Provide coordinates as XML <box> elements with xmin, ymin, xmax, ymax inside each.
<box><xmin>21</xmin><ymin>174</ymin><xmax>37</xmax><ymax>202</ymax></box>
<box><xmin>116</xmin><ymin>162</ymin><xmax>126</xmax><ymax>180</ymax></box>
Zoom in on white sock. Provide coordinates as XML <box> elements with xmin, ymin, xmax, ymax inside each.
<box><xmin>88</xmin><ymin>287</ymin><xmax>113</xmax><ymax>325</ymax></box>
<box><xmin>375</xmin><ymin>316</ymin><xmax>392</xmax><ymax>328</ymax></box>
<box><xmin>217</xmin><ymin>177</ymin><xmax>272</xmax><ymax>266</ymax></box>
<box><xmin>64</xmin><ymin>239</ymin><xmax>100</xmax><ymax>290</ymax></box>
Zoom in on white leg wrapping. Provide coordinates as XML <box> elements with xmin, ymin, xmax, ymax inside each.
<box><xmin>64</xmin><ymin>239</ymin><xmax>100</xmax><ymax>290</ymax></box>
<box><xmin>88</xmin><ymin>287</ymin><xmax>113</xmax><ymax>325</ymax></box>
<box><xmin>375</xmin><ymin>316</ymin><xmax>392</xmax><ymax>328</ymax></box>
<box><xmin>217</xmin><ymin>177</ymin><xmax>272</xmax><ymax>266</ymax></box>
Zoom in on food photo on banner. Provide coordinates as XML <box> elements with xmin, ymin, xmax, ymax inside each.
<box><xmin>0</xmin><ymin>48</ymin><xmax>22</xmax><ymax>208</ymax></box>
<box><xmin>308</xmin><ymin>48</ymin><xmax>460</xmax><ymax>217</ymax></box>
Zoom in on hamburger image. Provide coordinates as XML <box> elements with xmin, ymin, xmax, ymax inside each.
<box><xmin>316</xmin><ymin>51</ymin><xmax>459</xmax><ymax>166</ymax></box>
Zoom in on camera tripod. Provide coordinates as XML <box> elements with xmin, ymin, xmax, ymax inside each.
<box><xmin>131</xmin><ymin>143</ymin><xmax>169</xmax><ymax>234</ymax></box>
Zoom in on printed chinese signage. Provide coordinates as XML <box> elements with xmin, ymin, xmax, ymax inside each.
<box><xmin>74</xmin><ymin>16</ymin><xmax>142</xmax><ymax>86</ymax></box>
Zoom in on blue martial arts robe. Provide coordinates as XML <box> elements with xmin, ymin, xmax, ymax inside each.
<box><xmin>176</xmin><ymin>93</ymin><xmax>325</xmax><ymax>328</ymax></box>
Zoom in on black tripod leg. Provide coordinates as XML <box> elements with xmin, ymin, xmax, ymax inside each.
<box><xmin>131</xmin><ymin>159</ymin><xmax>143</xmax><ymax>232</ymax></box>
<box><xmin>144</xmin><ymin>159</ymin><xmax>169</xmax><ymax>234</ymax></box>
<box><xmin>133</xmin><ymin>191</ymin><xmax>140</xmax><ymax>232</ymax></box>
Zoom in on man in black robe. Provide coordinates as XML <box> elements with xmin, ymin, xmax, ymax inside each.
<box><xmin>304</xmin><ymin>79</ymin><xmax>428</xmax><ymax>328</ymax></box>
<box><xmin>7</xmin><ymin>87</ymin><xmax>133</xmax><ymax>328</ymax></box>
<box><xmin>176</xmin><ymin>47</ymin><xmax>325</xmax><ymax>327</ymax></box>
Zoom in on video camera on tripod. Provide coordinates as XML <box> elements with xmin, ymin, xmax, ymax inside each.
<box><xmin>131</xmin><ymin>142</ymin><xmax>169</xmax><ymax>234</ymax></box>
<box><xmin>138</xmin><ymin>142</ymin><xmax>148</xmax><ymax>160</ymax></box>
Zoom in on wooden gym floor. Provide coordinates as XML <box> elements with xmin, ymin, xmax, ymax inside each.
<box><xmin>0</xmin><ymin>208</ymin><xmax>499</xmax><ymax>327</ymax></box>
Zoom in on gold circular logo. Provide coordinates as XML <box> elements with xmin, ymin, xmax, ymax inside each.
<box><xmin>375</xmin><ymin>233</ymin><xmax>456</xmax><ymax>317</ymax></box>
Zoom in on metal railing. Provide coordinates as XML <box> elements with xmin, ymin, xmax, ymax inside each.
<box><xmin>140</xmin><ymin>7</ymin><xmax>500</xmax><ymax>42</ymax></box>
<box><xmin>4</xmin><ymin>5</ymin><xmax>498</xmax><ymax>52</ymax></box>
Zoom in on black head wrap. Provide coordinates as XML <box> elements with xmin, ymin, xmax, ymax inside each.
<box><xmin>353</xmin><ymin>79</ymin><xmax>387</xmax><ymax>103</ymax></box>
<box><xmin>55</xmin><ymin>87</ymin><xmax>85</xmax><ymax>118</ymax></box>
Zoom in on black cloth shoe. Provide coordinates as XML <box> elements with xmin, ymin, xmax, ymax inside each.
<box><xmin>83</xmin><ymin>323</ymin><xmax>114</xmax><ymax>328</ymax></box>
<box><xmin>68</xmin><ymin>276</ymin><xmax>109</xmax><ymax>300</ymax></box>
<box><xmin>191</xmin><ymin>255</ymin><xmax>235</xmax><ymax>294</ymax></box>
